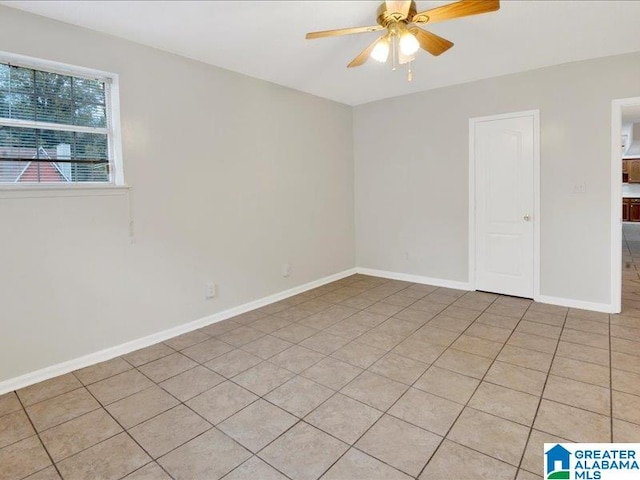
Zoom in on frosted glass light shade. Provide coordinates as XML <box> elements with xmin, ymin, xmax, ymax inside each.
<box><xmin>399</xmin><ymin>32</ymin><xmax>419</xmax><ymax>56</ymax></box>
<box><xmin>371</xmin><ymin>38</ymin><xmax>390</xmax><ymax>63</ymax></box>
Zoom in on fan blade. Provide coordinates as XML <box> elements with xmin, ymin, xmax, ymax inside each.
<box><xmin>306</xmin><ymin>25</ymin><xmax>384</xmax><ymax>39</ymax></box>
<box><xmin>409</xmin><ymin>27</ymin><xmax>454</xmax><ymax>56</ymax></box>
<box><xmin>412</xmin><ymin>0</ymin><xmax>499</xmax><ymax>24</ymax></box>
<box><xmin>385</xmin><ymin>0</ymin><xmax>411</xmax><ymax>19</ymax></box>
<box><xmin>348</xmin><ymin>36</ymin><xmax>383</xmax><ymax>68</ymax></box>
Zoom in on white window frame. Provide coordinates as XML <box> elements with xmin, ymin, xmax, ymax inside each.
<box><xmin>0</xmin><ymin>51</ymin><xmax>125</xmax><ymax>191</ymax></box>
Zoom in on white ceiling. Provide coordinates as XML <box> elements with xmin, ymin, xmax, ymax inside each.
<box><xmin>5</xmin><ymin>1</ymin><xmax>640</xmax><ymax>105</ymax></box>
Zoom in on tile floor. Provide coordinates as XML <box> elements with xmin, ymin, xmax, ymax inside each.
<box><xmin>2</xmin><ymin>226</ymin><xmax>640</xmax><ymax>479</ymax></box>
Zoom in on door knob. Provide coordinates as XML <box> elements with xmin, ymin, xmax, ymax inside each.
<box><xmin>523</xmin><ymin>214</ymin><xmax>531</xmax><ymax>221</ymax></box>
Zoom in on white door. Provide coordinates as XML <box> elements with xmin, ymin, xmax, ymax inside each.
<box><xmin>473</xmin><ymin>112</ymin><xmax>537</xmax><ymax>298</ymax></box>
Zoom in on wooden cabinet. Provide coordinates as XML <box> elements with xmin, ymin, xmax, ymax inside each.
<box><xmin>627</xmin><ymin>159</ymin><xmax>640</xmax><ymax>183</ymax></box>
<box><xmin>632</xmin><ymin>200</ymin><xmax>640</xmax><ymax>222</ymax></box>
<box><xmin>623</xmin><ymin>160</ymin><xmax>629</xmax><ymax>183</ymax></box>
<box><xmin>623</xmin><ymin>198</ymin><xmax>640</xmax><ymax>222</ymax></box>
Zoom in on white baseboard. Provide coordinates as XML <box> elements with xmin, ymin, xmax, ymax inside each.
<box><xmin>356</xmin><ymin>267</ymin><xmax>615</xmax><ymax>313</ymax></box>
<box><xmin>356</xmin><ymin>267</ymin><xmax>473</xmax><ymax>291</ymax></box>
<box><xmin>0</xmin><ymin>267</ymin><xmax>357</xmax><ymax>396</ymax></box>
<box><xmin>535</xmin><ymin>294</ymin><xmax>615</xmax><ymax>314</ymax></box>
<box><xmin>2</xmin><ymin>266</ymin><xmax>614</xmax><ymax>395</ymax></box>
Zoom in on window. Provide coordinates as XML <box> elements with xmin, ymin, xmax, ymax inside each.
<box><xmin>0</xmin><ymin>55</ymin><xmax>122</xmax><ymax>186</ymax></box>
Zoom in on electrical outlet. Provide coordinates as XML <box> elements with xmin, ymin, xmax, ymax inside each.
<box><xmin>205</xmin><ymin>281</ymin><xmax>216</xmax><ymax>299</ymax></box>
<box><xmin>129</xmin><ymin>221</ymin><xmax>136</xmax><ymax>244</ymax></box>
<box><xmin>282</xmin><ymin>263</ymin><xmax>291</xmax><ymax>278</ymax></box>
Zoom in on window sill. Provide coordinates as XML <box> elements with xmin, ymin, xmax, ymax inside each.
<box><xmin>0</xmin><ymin>184</ymin><xmax>130</xmax><ymax>199</ymax></box>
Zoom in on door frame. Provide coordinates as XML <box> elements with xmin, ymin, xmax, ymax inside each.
<box><xmin>468</xmin><ymin>109</ymin><xmax>541</xmax><ymax>299</ymax></box>
<box><xmin>611</xmin><ymin>97</ymin><xmax>640</xmax><ymax>314</ymax></box>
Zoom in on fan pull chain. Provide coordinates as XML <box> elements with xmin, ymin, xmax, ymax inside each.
<box><xmin>407</xmin><ymin>62</ymin><xmax>413</xmax><ymax>82</ymax></box>
<box><xmin>391</xmin><ymin>33</ymin><xmax>398</xmax><ymax>71</ymax></box>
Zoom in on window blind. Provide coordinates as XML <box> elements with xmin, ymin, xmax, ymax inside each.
<box><xmin>0</xmin><ymin>63</ymin><xmax>112</xmax><ymax>184</ymax></box>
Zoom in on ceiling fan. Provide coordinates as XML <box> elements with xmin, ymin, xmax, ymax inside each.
<box><xmin>305</xmin><ymin>0</ymin><xmax>500</xmax><ymax>79</ymax></box>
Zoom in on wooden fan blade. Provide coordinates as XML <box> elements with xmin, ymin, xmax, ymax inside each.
<box><xmin>306</xmin><ymin>25</ymin><xmax>384</xmax><ymax>39</ymax></box>
<box><xmin>412</xmin><ymin>0</ymin><xmax>499</xmax><ymax>24</ymax></box>
<box><xmin>385</xmin><ymin>0</ymin><xmax>411</xmax><ymax>19</ymax></box>
<box><xmin>409</xmin><ymin>27</ymin><xmax>454</xmax><ymax>56</ymax></box>
<box><xmin>348</xmin><ymin>36</ymin><xmax>383</xmax><ymax>68</ymax></box>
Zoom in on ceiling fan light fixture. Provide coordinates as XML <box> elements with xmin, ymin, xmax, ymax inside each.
<box><xmin>399</xmin><ymin>30</ymin><xmax>419</xmax><ymax>56</ymax></box>
<box><xmin>305</xmin><ymin>0</ymin><xmax>500</xmax><ymax>74</ymax></box>
<box><xmin>371</xmin><ymin>37</ymin><xmax>390</xmax><ymax>62</ymax></box>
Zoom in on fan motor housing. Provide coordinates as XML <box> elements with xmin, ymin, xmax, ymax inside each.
<box><xmin>376</xmin><ymin>1</ymin><xmax>418</xmax><ymax>27</ymax></box>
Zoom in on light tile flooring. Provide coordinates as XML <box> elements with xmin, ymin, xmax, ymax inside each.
<box><xmin>3</xmin><ymin>228</ymin><xmax>640</xmax><ymax>479</ymax></box>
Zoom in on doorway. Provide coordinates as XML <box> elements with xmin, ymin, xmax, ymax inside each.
<box><xmin>612</xmin><ymin>97</ymin><xmax>640</xmax><ymax>314</ymax></box>
<box><xmin>469</xmin><ymin>110</ymin><xmax>540</xmax><ymax>298</ymax></box>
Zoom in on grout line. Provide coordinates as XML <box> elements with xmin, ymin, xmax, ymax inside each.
<box><xmin>122</xmin><ymin>348</ymin><xmax>177</xmax><ymax>369</ymax></box>
<box><xmin>543</xmin><ymin>364</ymin><xmax>610</xmax><ymax>390</ymax></box>
<box><xmin>348</xmin><ymin>293</ymin><xmax>503</xmax><ymax>476</ymax></box>
<box><xmin>610</xmin><ymin>228</ymin><xmax>633</xmax><ymax>442</ymax></box>
<box><xmin>10</xmin><ymin>349</ymin><xmax>181</xmax><ymax>419</ymax></box>
<box><xmin>15</xmin><ymin>384</ymin><xmax>87</xmax><ymax>413</ymax></box>
<box><xmin>609</xmin><ymin>312</ymin><xmax>614</xmax><ymax>443</ymax></box>
<box><xmin>71</xmin><ymin>362</ymin><xmax>133</xmax><ymax>388</ymax></box>
<box><xmin>220</xmin><ymin>453</ymin><xmax>294</xmax><ymax>480</ymax></box>
<box><xmin>121</xmin><ymin>461</ymin><xmax>165</xmax><ymax>479</ymax></box>
<box><xmin>21</xmin><ymin>390</ymin><xmax>104</xmax><ymax>432</ymax></box>
<box><xmin>514</xmin><ymin>303</ymin><xmax>569</xmax><ymax>476</ymax></box>
<box><xmin>78</xmin><ymin>383</ymin><xmax>178</xmax><ymax>480</ymax></box>
<box><xmin>46</xmin><ymin>426</ymin><xmax>124</xmax><ymax>466</ymax></box>
<box><xmin>414</xmin><ymin>297</ymin><xmax>534</xmax><ymax>480</ymax></box>
<box><xmin>47</xmin><ymin>342</ymin><xmax>267</xmax><ymax>480</ymax></box>
<box><xmin>14</xmin><ymin>392</ymin><xmax>65</xmax><ymax>480</ymax></box>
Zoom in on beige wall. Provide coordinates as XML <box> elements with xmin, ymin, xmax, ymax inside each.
<box><xmin>0</xmin><ymin>6</ymin><xmax>355</xmax><ymax>383</ymax></box>
<box><xmin>355</xmin><ymin>52</ymin><xmax>640</xmax><ymax>307</ymax></box>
